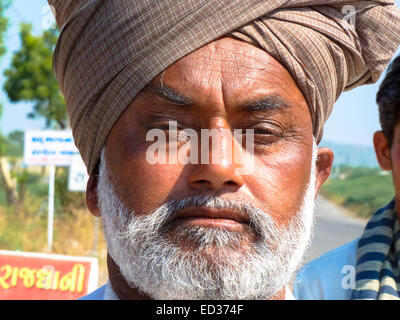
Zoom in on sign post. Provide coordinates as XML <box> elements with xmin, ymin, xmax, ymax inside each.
<box><xmin>47</xmin><ymin>165</ymin><xmax>55</xmax><ymax>252</ymax></box>
<box><xmin>23</xmin><ymin>130</ymin><xmax>80</xmax><ymax>252</ymax></box>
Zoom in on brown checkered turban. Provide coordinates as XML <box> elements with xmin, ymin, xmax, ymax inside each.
<box><xmin>49</xmin><ymin>0</ymin><xmax>400</xmax><ymax>175</ymax></box>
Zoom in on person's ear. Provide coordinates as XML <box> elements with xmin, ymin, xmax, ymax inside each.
<box><xmin>86</xmin><ymin>174</ymin><xmax>101</xmax><ymax>217</ymax></box>
<box><xmin>373</xmin><ymin>131</ymin><xmax>392</xmax><ymax>171</ymax></box>
<box><xmin>314</xmin><ymin>147</ymin><xmax>334</xmax><ymax>195</ymax></box>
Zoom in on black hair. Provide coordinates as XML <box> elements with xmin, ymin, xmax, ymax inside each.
<box><xmin>377</xmin><ymin>55</ymin><xmax>400</xmax><ymax>148</ymax></box>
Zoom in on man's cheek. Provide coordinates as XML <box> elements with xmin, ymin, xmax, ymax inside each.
<box><xmin>391</xmin><ymin>145</ymin><xmax>400</xmax><ymax>168</ymax></box>
<box><xmin>391</xmin><ymin>150</ymin><xmax>400</xmax><ymax>187</ymax></box>
<box><xmin>254</xmin><ymin>152</ymin><xmax>309</xmax><ymax>188</ymax></box>
<box><xmin>121</xmin><ymin>161</ymin><xmax>184</xmax><ymax>211</ymax></box>
<box><xmin>249</xmin><ymin>158</ymin><xmax>310</xmax><ymax>225</ymax></box>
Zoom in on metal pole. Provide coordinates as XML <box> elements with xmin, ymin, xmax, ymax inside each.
<box><xmin>47</xmin><ymin>165</ymin><xmax>56</xmax><ymax>252</ymax></box>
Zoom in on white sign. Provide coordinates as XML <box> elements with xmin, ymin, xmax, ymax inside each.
<box><xmin>24</xmin><ymin>130</ymin><xmax>79</xmax><ymax>166</ymax></box>
<box><xmin>68</xmin><ymin>155</ymin><xmax>89</xmax><ymax>192</ymax></box>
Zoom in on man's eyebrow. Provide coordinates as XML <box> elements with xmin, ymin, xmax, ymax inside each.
<box><xmin>142</xmin><ymin>84</ymin><xmax>293</xmax><ymax>111</ymax></box>
<box><xmin>144</xmin><ymin>83</ymin><xmax>194</xmax><ymax>106</ymax></box>
<box><xmin>241</xmin><ymin>95</ymin><xmax>294</xmax><ymax>112</ymax></box>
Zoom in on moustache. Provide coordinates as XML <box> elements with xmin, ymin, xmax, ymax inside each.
<box><xmin>143</xmin><ymin>195</ymin><xmax>279</xmax><ymax>242</ymax></box>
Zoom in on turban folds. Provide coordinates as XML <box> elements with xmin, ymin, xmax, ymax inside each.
<box><xmin>49</xmin><ymin>0</ymin><xmax>400</xmax><ymax>175</ymax></box>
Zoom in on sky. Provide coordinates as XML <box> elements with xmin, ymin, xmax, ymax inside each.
<box><xmin>0</xmin><ymin>0</ymin><xmax>399</xmax><ymax>147</ymax></box>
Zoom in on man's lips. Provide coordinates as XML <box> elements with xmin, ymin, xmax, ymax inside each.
<box><xmin>168</xmin><ymin>207</ymin><xmax>250</xmax><ymax>231</ymax></box>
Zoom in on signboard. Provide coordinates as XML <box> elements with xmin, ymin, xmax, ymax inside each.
<box><xmin>0</xmin><ymin>250</ymin><xmax>98</xmax><ymax>300</ymax></box>
<box><xmin>24</xmin><ymin>130</ymin><xmax>79</xmax><ymax>167</ymax></box>
<box><xmin>68</xmin><ymin>155</ymin><xmax>89</xmax><ymax>192</ymax></box>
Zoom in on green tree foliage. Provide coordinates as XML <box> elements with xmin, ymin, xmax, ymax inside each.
<box><xmin>0</xmin><ymin>0</ymin><xmax>11</xmax><ymax>117</ymax></box>
<box><xmin>3</xmin><ymin>23</ymin><xmax>67</xmax><ymax>129</ymax></box>
<box><xmin>0</xmin><ymin>0</ymin><xmax>20</xmax><ymax>208</ymax></box>
<box><xmin>4</xmin><ymin>130</ymin><xmax>23</xmax><ymax>157</ymax></box>
<box><xmin>0</xmin><ymin>0</ymin><xmax>10</xmax><ymax>58</ymax></box>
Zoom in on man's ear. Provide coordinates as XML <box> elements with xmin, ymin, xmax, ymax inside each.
<box><xmin>314</xmin><ymin>147</ymin><xmax>334</xmax><ymax>195</ymax></box>
<box><xmin>373</xmin><ymin>131</ymin><xmax>392</xmax><ymax>171</ymax></box>
<box><xmin>86</xmin><ymin>174</ymin><xmax>101</xmax><ymax>217</ymax></box>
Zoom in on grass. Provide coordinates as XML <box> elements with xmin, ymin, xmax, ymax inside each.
<box><xmin>320</xmin><ymin>166</ymin><xmax>395</xmax><ymax>218</ymax></box>
<box><xmin>0</xmin><ymin>205</ymin><xmax>109</xmax><ymax>286</ymax></box>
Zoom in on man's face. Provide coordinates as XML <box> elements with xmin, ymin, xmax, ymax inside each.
<box><xmin>89</xmin><ymin>37</ymin><xmax>332</xmax><ymax>299</ymax></box>
<box><xmin>106</xmin><ymin>37</ymin><xmax>315</xmax><ymax>226</ymax></box>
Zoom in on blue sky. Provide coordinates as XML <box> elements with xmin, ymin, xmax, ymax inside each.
<box><xmin>0</xmin><ymin>0</ymin><xmax>399</xmax><ymax>147</ymax></box>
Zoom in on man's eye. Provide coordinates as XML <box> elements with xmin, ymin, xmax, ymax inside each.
<box><xmin>253</xmin><ymin>128</ymin><xmax>275</xmax><ymax>135</ymax></box>
<box><xmin>156</xmin><ymin>123</ymin><xmax>183</xmax><ymax>131</ymax></box>
<box><xmin>242</xmin><ymin>124</ymin><xmax>285</xmax><ymax>146</ymax></box>
<box><xmin>251</xmin><ymin>125</ymin><xmax>283</xmax><ymax>136</ymax></box>
<box><xmin>158</xmin><ymin>124</ymin><xmax>173</xmax><ymax>130</ymax></box>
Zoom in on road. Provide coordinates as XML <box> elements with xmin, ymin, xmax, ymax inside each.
<box><xmin>303</xmin><ymin>195</ymin><xmax>367</xmax><ymax>262</ymax></box>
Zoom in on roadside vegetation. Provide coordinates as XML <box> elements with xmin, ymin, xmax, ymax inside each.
<box><xmin>320</xmin><ymin>165</ymin><xmax>395</xmax><ymax>219</ymax></box>
<box><xmin>0</xmin><ymin>156</ymin><xmax>108</xmax><ymax>284</ymax></box>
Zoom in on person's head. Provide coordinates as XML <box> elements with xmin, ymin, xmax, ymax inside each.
<box><xmin>373</xmin><ymin>55</ymin><xmax>400</xmax><ymax>206</ymax></box>
<box><xmin>86</xmin><ymin>37</ymin><xmax>333</xmax><ymax>299</ymax></box>
<box><xmin>49</xmin><ymin>0</ymin><xmax>400</xmax><ymax>300</ymax></box>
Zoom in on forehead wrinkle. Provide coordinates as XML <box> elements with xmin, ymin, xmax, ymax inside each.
<box><xmin>183</xmin><ymin>58</ymin><xmax>265</xmax><ymax>91</ymax></box>
<box><xmin>180</xmin><ymin>63</ymin><xmax>291</xmax><ymax>96</ymax></box>
<box><xmin>186</xmin><ymin>55</ymin><xmax>268</xmax><ymax>74</ymax></box>
<box><xmin>183</xmin><ymin>53</ymin><xmax>289</xmax><ymax>94</ymax></box>
<box><xmin>191</xmin><ymin>40</ymin><xmax>278</xmax><ymax>70</ymax></box>
<box><xmin>191</xmin><ymin>41</ymin><xmax>296</xmax><ymax>92</ymax></box>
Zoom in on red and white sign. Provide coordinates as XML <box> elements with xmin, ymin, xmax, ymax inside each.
<box><xmin>0</xmin><ymin>250</ymin><xmax>98</xmax><ymax>300</ymax></box>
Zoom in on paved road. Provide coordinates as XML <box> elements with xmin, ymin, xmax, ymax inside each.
<box><xmin>303</xmin><ymin>195</ymin><xmax>367</xmax><ymax>262</ymax></box>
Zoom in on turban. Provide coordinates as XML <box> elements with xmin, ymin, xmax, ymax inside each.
<box><xmin>49</xmin><ymin>0</ymin><xmax>400</xmax><ymax>175</ymax></box>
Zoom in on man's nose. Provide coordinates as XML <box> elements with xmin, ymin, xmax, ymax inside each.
<box><xmin>187</xmin><ymin>128</ymin><xmax>245</xmax><ymax>192</ymax></box>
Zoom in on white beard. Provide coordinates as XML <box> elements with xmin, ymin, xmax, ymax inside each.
<box><xmin>97</xmin><ymin>143</ymin><xmax>317</xmax><ymax>300</ymax></box>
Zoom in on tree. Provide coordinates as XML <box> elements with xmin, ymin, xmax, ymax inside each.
<box><xmin>3</xmin><ymin>23</ymin><xmax>67</xmax><ymax>129</ymax></box>
<box><xmin>0</xmin><ymin>0</ymin><xmax>9</xmax><ymax>58</ymax></box>
<box><xmin>0</xmin><ymin>134</ymin><xmax>18</xmax><ymax>206</ymax></box>
<box><xmin>5</xmin><ymin>130</ymin><xmax>23</xmax><ymax>157</ymax></box>
<box><xmin>0</xmin><ymin>0</ymin><xmax>19</xmax><ymax>208</ymax></box>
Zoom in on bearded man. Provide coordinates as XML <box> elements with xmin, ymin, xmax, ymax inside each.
<box><xmin>48</xmin><ymin>0</ymin><xmax>400</xmax><ymax>300</ymax></box>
